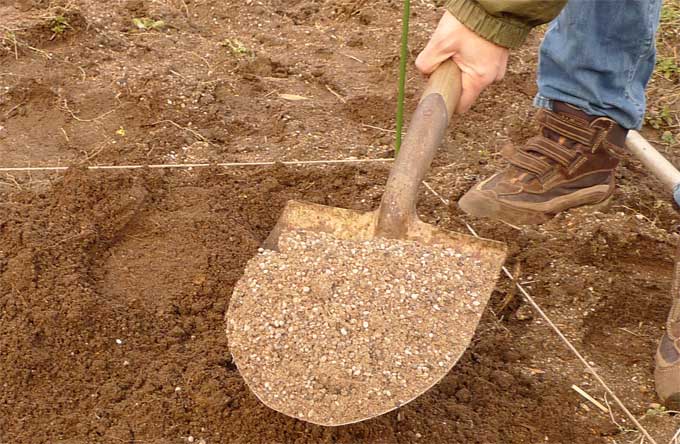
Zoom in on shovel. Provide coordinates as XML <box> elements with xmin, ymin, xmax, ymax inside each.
<box><xmin>227</xmin><ymin>60</ymin><xmax>507</xmax><ymax>426</ymax></box>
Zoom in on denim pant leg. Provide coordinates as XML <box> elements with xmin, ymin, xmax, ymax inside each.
<box><xmin>534</xmin><ymin>0</ymin><xmax>662</xmax><ymax>129</ymax></box>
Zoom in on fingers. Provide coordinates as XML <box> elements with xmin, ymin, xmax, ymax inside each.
<box><xmin>415</xmin><ymin>11</ymin><xmax>457</xmax><ymax>75</ymax></box>
<box><xmin>415</xmin><ymin>39</ymin><xmax>452</xmax><ymax>75</ymax></box>
<box><xmin>456</xmin><ymin>71</ymin><xmax>486</xmax><ymax>114</ymax></box>
<box><xmin>495</xmin><ymin>57</ymin><xmax>508</xmax><ymax>82</ymax></box>
<box><xmin>417</xmin><ymin>11</ymin><xmax>510</xmax><ymax>114</ymax></box>
<box><xmin>418</xmin><ymin>50</ymin><xmax>496</xmax><ymax>114</ymax></box>
<box><xmin>456</xmin><ymin>58</ymin><xmax>508</xmax><ymax>113</ymax></box>
<box><xmin>454</xmin><ymin>56</ymin><xmax>504</xmax><ymax>113</ymax></box>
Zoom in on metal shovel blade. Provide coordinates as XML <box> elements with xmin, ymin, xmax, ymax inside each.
<box><xmin>229</xmin><ymin>202</ymin><xmax>506</xmax><ymax>426</ymax></box>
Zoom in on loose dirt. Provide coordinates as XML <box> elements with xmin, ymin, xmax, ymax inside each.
<box><xmin>1</xmin><ymin>0</ymin><xmax>679</xmax><ymax>443</ymax></box>
<box><xmin>228</xmin><ymin>230</ymin><xmax>497</xmax><ymax>426</ymax></box>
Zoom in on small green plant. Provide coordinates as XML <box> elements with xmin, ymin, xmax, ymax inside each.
<box><xmin>132</xmin><ymin>17</ymin><xmax>166</xmax><ymax>31</ymax></box>
<box><xmin>657</xmin><ymin>56</ymin><xmax>680</xmax><ymax>80</ymax></box>
<box><xmin>1</xmin><ymin>31</ymin><xmax>16</xmax><ymax>54</ymax></box>
<box><xmin>644</xmin><ymin>403</ymin><xmax>669</xmax><ymax>417</ymax></box>
<box><xmin>662</xmin><ymin>131</ymin><xmax>679</xmax><ymax>146</ymax></box>
<box><xmin>50</xmin><ymin>15</ymin><xmax>71</xmax><ymax>36</ymax></box>
<box><xmin>2</xmin><ymin>31</ymin><xmax>17</xmax><ymax>44</ymax></box>
<box><xmin>646</xmin><ymin>105</ymin><xmax>675</xmax><ymax>129</ymax></box>
<box><xmin>221</xmin><ymin>38</ymin><xmax>253</xmax><ymax>57</ymax></box>
<box><xmin>660</xmin><ymin>2</ymin><xmax>680</xmax><ymax>23</ymax></box>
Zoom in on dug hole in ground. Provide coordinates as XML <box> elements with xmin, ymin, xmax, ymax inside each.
<box><xmin>1</xmin><ymin>0</ymin><xmax>680</xmax><ymax>443</ymax></box>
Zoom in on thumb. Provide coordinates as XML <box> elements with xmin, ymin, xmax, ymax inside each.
<box><xmin>415</xmin><ymin>40</ymin><xmax>454</xmax><ymax>75</ymax></box>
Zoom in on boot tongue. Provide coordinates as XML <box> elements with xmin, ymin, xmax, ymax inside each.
<box><xmin>551</xmin><ymin>101</ymin><xmax>629</xmax><ymax>148</ymax></box>
<box><xmin>541</xmin><ymin>125</ymin><xmax>578</xmax><ymax>150</ymax></box>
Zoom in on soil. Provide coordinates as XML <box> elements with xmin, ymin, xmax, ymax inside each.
<box><xmin>1</xmin><ymin>1</ymin><xmax>679</xmax><ymax>443</ymax></box>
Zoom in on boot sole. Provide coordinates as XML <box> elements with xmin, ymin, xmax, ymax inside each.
<box><xmin>458</xmin><ymin>185</ymin><xmax>613</xmax><ymax>226</ymax></box>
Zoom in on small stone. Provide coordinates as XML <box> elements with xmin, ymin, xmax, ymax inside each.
<box><xmin>515</xmin><ymin>304</ymin><xmax>534</xmax><ymax>321</ymax></box>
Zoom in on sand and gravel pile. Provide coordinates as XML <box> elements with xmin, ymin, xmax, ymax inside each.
<box><xmin>227</xmin><ymin>230</ymin><xmax>497</xmax><ymax>426</ymax></box>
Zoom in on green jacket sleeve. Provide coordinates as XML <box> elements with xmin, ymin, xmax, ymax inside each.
<box><xmin>445</xmin><ymin>0</ymin><xmax>567</xmax><ymax>49</ymax></box>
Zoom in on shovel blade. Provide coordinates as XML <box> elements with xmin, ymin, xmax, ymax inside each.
<box><xmin>232</xmin><ymin>199</ymin><xmax>508</xmax><ymax>426</ymax></box>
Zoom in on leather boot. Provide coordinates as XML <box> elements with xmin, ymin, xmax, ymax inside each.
<box><xmin>459</xmin><ymin>102</ymin><xmax>628</xmax><ymax>225</ymax></box>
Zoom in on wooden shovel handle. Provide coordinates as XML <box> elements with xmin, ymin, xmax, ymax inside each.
<box><xmin>421</xmin><ymin>59</ymin><xmax>463</xmax><ymax>120</ymax></box>
<box><xmin>375</xmin><ymin>60</ymin><xmax>462</xmax><ymax>238</ymax></box>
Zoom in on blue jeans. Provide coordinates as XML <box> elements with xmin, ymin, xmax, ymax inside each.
<box><xmin>534</xmin><ymin>0</ymin><xmax>663</xmax><ymax>130</ymax></box>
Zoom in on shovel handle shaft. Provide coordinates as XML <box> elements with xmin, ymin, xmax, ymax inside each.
<box><xmin>626</xmin><ymin>130</ymin><xmax>680</xmax><ymax>207</ymax></box>
<box><xmin>376</xmin><ymin>60</ymin><xmax>462</xmax><ymax>238</ymax></box>
<box><xmin>626</xmin><ymin>131</ymin><xmax>680</xmax><ymax>192</ymax></box>
<box><xmin>421</xmin><ymin>59</ymin><xmax>463</xmax><ymax>120</ymax></box>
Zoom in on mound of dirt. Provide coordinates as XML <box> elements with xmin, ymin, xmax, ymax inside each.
<box><xmin>0</xmin><ymin>166</ymin><xmax>613</xmax><ymax>443</ymax></box>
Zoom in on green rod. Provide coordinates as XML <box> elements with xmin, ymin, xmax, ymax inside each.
<box><xmin>395</xmin><ymin>0</ymin><xmax>411</xmax><ymax>155</ymax></box>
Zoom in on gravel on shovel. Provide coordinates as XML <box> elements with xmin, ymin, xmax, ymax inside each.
<box><xmin>226</xmin><ymin>230</ymin><xmax>498</xmax><ymax>426</ymax></box>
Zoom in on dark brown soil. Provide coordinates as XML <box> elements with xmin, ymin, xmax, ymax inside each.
<box><xmin>1</xmin><ymin>165</ymin><xmax>615</xmax><ymax>444</ymax></box>
<box><xmin>1</xmin><ymin>0</ymin><xmax>679</xmax><ymax>443</ymax></box>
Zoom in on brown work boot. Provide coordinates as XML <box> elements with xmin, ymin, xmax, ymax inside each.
<box><xmin>459</xmin><ymin>102</ymin><xmax>629</xmax><ymax>225</ymax></box>
<box><xmin>656</xmin><ymin>265</ymin><xmax>680</xmax><ymax>410</ymax></box>
<box><xmin>655</xmin><ymin>332</ymin><xmax>680</xmax><ymax>410</ymax></box>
